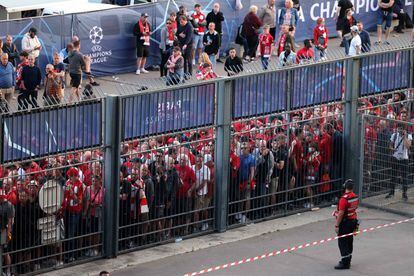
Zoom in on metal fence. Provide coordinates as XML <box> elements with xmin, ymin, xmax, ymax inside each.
<box><xmin>1</xmin><ymin>46</ymin><xmax>414</xmax><ymax>275</ymax></box>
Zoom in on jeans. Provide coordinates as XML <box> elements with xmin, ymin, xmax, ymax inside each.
<box><xmin>209</xmin><ymin>54</ymin><xmax>216</xmax><ymax>69</ymax></box>
<box><xmin>343</xmin><ymin>37</ymin><xmax>350</xmax><ymax>55</ymax></box>
<box><xmin>314</xmin><ymin>46</ymin><xmax>327</xmax><ymax>61</ymax></box>
<box><xmin>261</xmin><ymin>57</ymin><xmax>269</xmax><ymax>70</ymax></box>
<box><xmin>67</xmin><ymin>212</ymin><xmax>81</xmax><ymax>260</ymax></box>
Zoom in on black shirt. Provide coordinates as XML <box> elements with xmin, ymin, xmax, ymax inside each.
<box><xmin>338</xmin><ymin>0</ymin><xmax>353</xmax><ymax>18</ymax></box>
<box><xmin>224</xmin><ymin>56</ymin><xmax>243</xmax><ymax>76</ymax></box>
<box><xmin>206</xmin><ymin>10</ymin><xmax>224</xmax><ymax>34</ymax></box>
<box><xmin>203</xmin><ymin>31</ymin><xmax>221</xmax><ymax>55</ymax></box>
<box><xmin>177</xmin><ymin>22</ymin><xmax>194</xmax><ymax>48</ymax></box>
<box><xmin>21</xmin><ymin>65</ymin><xmax>42</xmax><ymax>91</ymax></box>
<box><xmin>272</xmin><ymin>145</ymin><xmax>288</xmax><ymax>179</ymax></box>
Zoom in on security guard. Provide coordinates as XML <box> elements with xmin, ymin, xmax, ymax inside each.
<box><xmin>334</xmin><ymin>179</ymin><xmax>359</xmax><ymax>270</ymax></box>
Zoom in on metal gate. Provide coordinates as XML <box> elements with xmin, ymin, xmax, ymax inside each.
<box><xmin>360</xmin><ymin>114</ymin><xmax>414</xmax><ymax>216</ymax></box>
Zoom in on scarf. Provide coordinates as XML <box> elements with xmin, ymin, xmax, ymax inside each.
<box><xmin>168</xmin><ymin>54</ymin><xmax>181</xmax><ymax>73</ymax></box>
<box><xmin>139</xmin><ymin>20</ymin><xmax>150</xmax><ymax>46</ymax></box>
<box><xmin>167</xmin><ymin>26</ymin><xmax>175</xmax><ymax>46</ymax></box>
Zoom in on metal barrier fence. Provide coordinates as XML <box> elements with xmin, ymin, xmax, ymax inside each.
<box><xmin>1</xmin><ymin>47</ymin><xmax>414</xmax><ymax>275</ymax></box>
<box><xmin>360</xmin><ymin>115</ymin><xmax>414</xmax><ymax>216</ymax></box>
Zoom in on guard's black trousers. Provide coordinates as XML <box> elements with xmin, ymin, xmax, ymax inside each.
<box><xmin>338</xmin><ymin>219</ymin><xmax>358</xmax><ymax>265</ymax></box>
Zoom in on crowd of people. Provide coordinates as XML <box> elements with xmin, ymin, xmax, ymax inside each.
<box><xmin>0</xmin><ymin>87</ymin><xmax>412</xmax><ymax>274</ymax></box>
<box><xmin>0</xmin><ymin>29</ymin><xmax>99</xmax><ymax>113</ymax></box>
<box><xmin>1</xmin><ymin>0</ymin><xmax>414</xmax><ymax>275</ymax></box>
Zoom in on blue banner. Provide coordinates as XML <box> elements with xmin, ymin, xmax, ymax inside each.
<box><xmin>291</xmin><ymin>61</ymin><xmax>344</xmax><ymax>108</ymax></box>
<box><xmin>122</xmin><ymin>83</ymin><xmax>215</xmax><ymax>140</ymax></box>
<box><xmin>2</xmin><ymin>102</ymin><xmax>102</xmax><ymax>162</ymax></box>
<box><xmin>233</xmin><ymin>71</ymin><xmax>288</xmax><ymax>119</ymax></box>
<box><xmin>360</xmin><ymin>50</ymin><xmax>410</xmax><ymax>95</ymax></box>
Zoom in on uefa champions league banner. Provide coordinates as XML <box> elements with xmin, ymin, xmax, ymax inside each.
<box><xmin>122</xmin><ymin>83</ymin><xmax>215</xmax><ymax>140</ymax></box>
<box><xmin>2</xmin><ymin>103</ymin><xmax>102</xmax><ymax>162</ymax></box>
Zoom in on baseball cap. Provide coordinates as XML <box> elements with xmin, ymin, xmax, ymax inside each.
<box><xmin>141</xmin><ymin>13</ymin><xmax>149</xmax><ymax>17</ymax></box>
<box><xmin>350</xmin><ymin>25</ymin><xmax>359</xmax><ymax>32</ymax></box>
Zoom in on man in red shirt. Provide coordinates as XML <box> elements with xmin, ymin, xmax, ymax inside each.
<box><xmin>191</xmin><ymin>4</ymin><xmax>206</xmax><ymax>65</ymax></box>
<box><xmin>257</xmin><ymin>24</ymin><xmax>274</xmax><ymax>70</ymax></box>
<box><xmin>175</xmin><ymin>154</ymin><xmax>196</xmax><ymax>234</ymax></box>
<box><xmin>319</xmin><ymin>124</ymin><xmax>333</xmax><ymax>177</ymax></box>
<box><xmin>296</xmin><ymin>39</ymin><xmax>314</xmax><ymax>64</ymax></box>
<box><xmin>62</xmin><ymin>167</ymin><xmax>84</xmax><ymax>262</ymax></box>
<box><xmin>289</xmin><ymin>128</ymin><xmax>304</xmax><ymax>197</ymax></box>
<box><xmin>334</xmin><ymin>179</ymin><xmax>359</xmax><ymax>270</ymax></box>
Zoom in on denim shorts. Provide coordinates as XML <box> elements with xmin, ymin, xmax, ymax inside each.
<box><xmin>193</xmin><ymin>34</ymin><xmax>204</xmax><ymax>49</ymax></box>
<box><xmin>377</xmin><ymin>10</ymin><xmax>393</xmax><ymax>28</ymax></box>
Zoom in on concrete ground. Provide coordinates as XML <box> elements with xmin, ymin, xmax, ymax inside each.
<box><xmin>44</xmin><ymin>207</ymin><xmax>414</xmax><ymax>276</ymax></box>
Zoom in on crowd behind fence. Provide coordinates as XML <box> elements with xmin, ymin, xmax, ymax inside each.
<box><xmin>0</xmin><ymin>47</ymin><xmax>414</xmax><ymax>275</ymax></box>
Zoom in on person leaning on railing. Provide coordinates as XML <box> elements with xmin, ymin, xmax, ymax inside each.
<box><xmin>224</xmin><ymin>48</ymin><xmax>243</xmax><ymax>76</ymax></box>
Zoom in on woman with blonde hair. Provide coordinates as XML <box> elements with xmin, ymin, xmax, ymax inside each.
<box><xmin>197</xmin><ymin>53</ymin><xmax>216</xmax><ymax>80</ymax></box>
<box><xmin>278</xmin><ymin>0</ymin><xmax>299</xmax><ymax>38</ymax></box>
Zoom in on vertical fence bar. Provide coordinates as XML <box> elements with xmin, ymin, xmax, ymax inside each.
<box><xmin>359</xmin><ymin>116</ymin><xmax>366</xmax><ymax>199</ymax></box>
<box><xmin>344</xmin><ymin>58</ymin><xmax>362</xmax><ymax>192</ymax></box>
<box><xmin>215</xmin><ymin>80</ymin><xmax>232</xmax><ymax>232</ymax></box>
<box><xmin>103</xmin><ymin>95</ymin><xmax>121</xmax><ymax>257</ymax></box>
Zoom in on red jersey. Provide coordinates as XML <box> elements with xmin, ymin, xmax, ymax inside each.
<box><xmin>338</xmin><ymin>191</ymin><xmax>359</xmax><ymax>220</ymax></box>
<box><xmin>313</xmin><ymin>24</ymin><xmax>328</xmax><ymax>48</ymax></box>
<box><xmin>319</xmin><ymin>133</ymin><xmax>333</xmax><ymax>165</ymax></box>
<box><xmin>25</xmin><ymin>162</ymin><xmax>44</xmax><ymax>182</ymax></box>
<box><xmin>277</xmin><ymin>34</ymin><xmax>287</xmax><ymax>56</ymax></box>
<box><xmin>291</xmin><ymin>138</ymin><xmax>304</xmax><ymax>170</ymax></box>
<box><xmin>258</xmin><ymin>33</ymin><xmax>274</xmax><ymax>57</ymax></box>
<box><xmin>63</xmin><ymin>179</ymin><xmax>84</xmax><ymax>214</ymax></box>
<box><xmin>304</xmin><ymin>152</ymin><xmax>321</xmax><ymax>181</ymax></box>
<box><xmin>192</xmin><ymin>12</ymin><xmax>206</xmax><ymax>35</ymax></box>
<box><xmin>175</xmin><ymin>165</ymin><xmax>196</xmax><ymax>198</ymax></box>
<box><xmin>364</xmin><ymin>125</ymin><xmax>377</xmax><ymax>159</ymax></box>
<box><xmin>230</xmin><ymin>152</ymin><xmax>241</xmax><ymax>180</ymax></box>
<box><xmin>296</xmin><ymin>47</ymin><xmax>314</xmax><ymax>64</ymax></box>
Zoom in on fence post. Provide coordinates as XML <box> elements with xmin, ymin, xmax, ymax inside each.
<box><xmin>343</xmin><ymin>58</ymin><xmax>362</xmax><ymax>192</ymax></box>
<box><xmin>103</xmin><ymin>95</ymin><xmax>121</xmax><ymax>258</ymax></box>
<box><xmin>214</xmin><ymin>79</ymin><xmax>233</xmax><ymax>232</ymax></box>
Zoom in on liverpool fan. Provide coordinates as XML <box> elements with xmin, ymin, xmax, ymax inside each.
<box><xmin>313</xmin><ymin>18</ymin><xmax>328</xmax><ymax>61</ymax></box>
<box><xmin>257</xmin><ymin>25</ymin><xmax>274</xmax><ymax>70</ymax></box>
<box><xmin>134</xmin><ymin>13</ymin><xmax>151</xmax><ymax>75</ymax></box>
<box><xmin>296</xmin><ymin>39</ymin><xmax>314</xmax><ymax>64</ymax></box>
<box><xmin>191</xmin><ymin>4</ymin><xmax>207</xmax><ymax>66</ymax></box>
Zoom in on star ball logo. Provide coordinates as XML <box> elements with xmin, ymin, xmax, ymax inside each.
<box><xmin>87</xmin><ymin>26</ymin><xmax>112</xmax><ymax>64</ymax></box>
<box><xmin>89</xmin><ymin>26</ymin><xmax>103</xmax><ymax>44</ymax></box>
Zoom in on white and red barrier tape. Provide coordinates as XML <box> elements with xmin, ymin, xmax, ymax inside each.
<box><xmin>183</xmin><ymin>217</ymin><xmax>414</xmax><ymax>276</ymax></box>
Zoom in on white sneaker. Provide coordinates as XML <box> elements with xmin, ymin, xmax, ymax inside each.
<box><xmin>141</xmin><ymin>68</ymin><xmax>149</xmax><ymax>74</ymax></box>
<box><xmin>34</xmin><ymin>264</ymin><xmax>41</xmax><ymax>270</ymax></box>
<box><xmin>135</xmin><ymin>69</ymin><xmax>140</xmax><ymax>75</ymax></box>
<box><xmin>241</xmin><ymin>215</ymin><xmax>247</xmax><ymax>224</ymax></box>
<box><xmin>201</xmin><ymin>223</ymin><xmax>209</xmax><ymax>231</ymax></box>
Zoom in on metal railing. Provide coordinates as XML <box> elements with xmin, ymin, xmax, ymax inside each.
<box><xmin>1</xmin><ymin>45</ymin><xmax>414</xmax><ymax>275</ymax></box>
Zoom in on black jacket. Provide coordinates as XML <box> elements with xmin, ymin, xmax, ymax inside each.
<box><xmin>203</xmin><ymin>31</ymin><xmax>220</xmax><ymax>55</ymax></box>
<box><xmin>206</xmin><ymin>10</ymin><xmax>224</xmax><ymax>34</ymax></box>
<box><xmin>177</xmin><ymin>22</ymin><xmax>194</xmax><ymax>48</ymax></box>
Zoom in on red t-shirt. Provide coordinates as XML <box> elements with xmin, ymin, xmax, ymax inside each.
<box><xmin>63</xmin><ymin>179</ymin><xmax>84</xmax><ymax>214</ymax></box>
<box><xmin>292</xmin><ymin>138</ymin><xmax>304</xmax><ymax>171</ymax></box>
<box><xmin>259</xmin><ymin>33</ymin><xmax>274</xmax><ymax>57</ymax></box>
<box><xmin>319</xmin><ymin>133</ymin><xmax>333</xmax><ymax>164</ymax></box>
<box><xmin>175</xmin><ymin>165</ymin><xmax>196</xmax><ymax>198</ymax></box>
<box><xmin>296</xmin><ymin>47</ymin><xmax>315</xmax><ymax>63</ymax></box>
<box><xmin>192</xmin><ymin>12</ymin><xmax>206</xmax><ymax>35</ymax></box>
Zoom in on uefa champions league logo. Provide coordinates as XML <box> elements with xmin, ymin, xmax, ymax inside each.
<box><xmin>89</xmin><ymin>26</ymin><xmax>103</xmax><ymax>44</ymax></box>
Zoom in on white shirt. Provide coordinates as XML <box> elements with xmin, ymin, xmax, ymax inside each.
<box><xmin>349</xmin><ymin>35</ymin><xmax>361</xmax><ymax>57</ymax></box>
<box><xmin>21</xmin><ymin>33</ymin><xmax>41</xmax><ymax>58</ymax></box>
<box><xmin>391</xmin><ymin>132</ymin><xmax>412</xmax><ymax>160</ymax></box>
<box><xmin>192</xmin><ymin>165</ymin><xmax>210</xmax><ymax>196</ymax></box>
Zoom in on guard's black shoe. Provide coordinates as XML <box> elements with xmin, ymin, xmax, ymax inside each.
<box><xmin>335</xmin><ymin>261</ymin><xmax>350</xmax><ymax>270</ymax></box>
